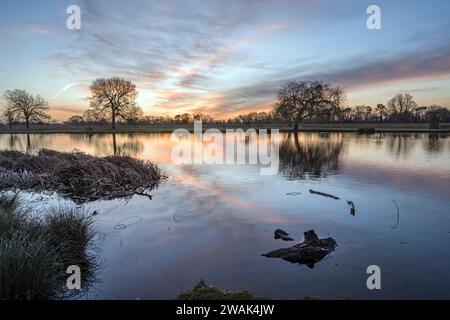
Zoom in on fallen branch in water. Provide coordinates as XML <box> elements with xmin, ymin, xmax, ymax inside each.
<box><xmin>134</xmin><ymin>191</ymin><xmax>153</xmax><ymax>200</ymax></box>
<box><xmin>0</xmin><ymin>149</ymin><xmax>164</xmax><ymax>204</ymax></box>
<box><xmin>391</xmin><ymin>200</ymin><xmax>400</xmax><ymax>229</ymax></box>
<box><xmin>309</xmin><ymin>189</ymin><xmax>340</xmax><ymax>200</ymax></box>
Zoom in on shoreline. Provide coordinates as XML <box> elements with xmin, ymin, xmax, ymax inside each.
<box><xmin>0</xmin><ymin>124</ymin><xmax>449</xmax><ymax>134</ymax></box>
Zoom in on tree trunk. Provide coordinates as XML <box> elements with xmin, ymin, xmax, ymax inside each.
<box><xmin>293</xmin><ymin>120</ymin><xmax>300</xmax><ymax>149</ymax></box>
<box><xmin>26</xmin><ymin>134</ymin><xmax>31</xmax><ymax>153</ymax></box>
<box><xmin>112</xmin><ymin>133</ymin><xmax>117</xmax><ymax>156</ymax></box>
<box><xmin>293</xmin><ymin>120</ymin><xmax>299</xmax><ymax>134</ymax></box>
<box><xmin>111</xmin><ymin>109</ymin><xmax>116</xmax><ymax>130</ymax></box>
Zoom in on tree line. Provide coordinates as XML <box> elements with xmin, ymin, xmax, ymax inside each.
<box><xmin>2</xmin><ymin>78</ymin><xmax>449</xmax><ymax>130</ymax></box>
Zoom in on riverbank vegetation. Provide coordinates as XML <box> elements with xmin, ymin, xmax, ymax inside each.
<box><xmin>0</xmin><ymin>193</ymin><xmax>97</xmax><ymax>299</ymax></box>
<box><xmin>2</xmin><ymin>79</ymin><xmax>449</xmax><ymax>131</ymax></box>
<box><xmin>0</xmin><ymin>149</ymin><xmax>162</xmax><ymax>203</ymax></box>
<box><xmin>176</xmin><ymin>281</ymin><xmax>326</xmax><ymax>300</ymax></box>
<box><xmin>177</xmin><ymin>280</ymin><xmax>267</xmax><ymax>300</ymax></box>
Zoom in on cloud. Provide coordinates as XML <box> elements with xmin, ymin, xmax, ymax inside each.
<box><xmin>315</xmin><ymin>46</ymin><xmax>450</xmax><ymax>90</ymax></box>
<box><xmin>29</xmin><ymin>24</ymin><xmax>55</xmax><ymax>36</ymax></box>
<box><xmin>52</xmin><ymin>82</ymin><xmax>90</xmax><ymax>99</ymax></box>
<box><xmin>39</xmin><ymin>0</ymin><xmax>450</xmax><ymax>118</ymax></box>
<box><xmin>262</xmin><ymin>23</ymin><xmax>289</xmax><ymax>31</ymax></box>
<box><xmin>208</xmin><ymin>45</ymin><xmax>450</xmax><ymax>114</ymax></box>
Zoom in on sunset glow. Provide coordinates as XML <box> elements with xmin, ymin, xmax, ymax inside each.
<box><xmin>1</xmin><ymin>0</ymin><xmax>450</xmax><ymax>121</ymax></box>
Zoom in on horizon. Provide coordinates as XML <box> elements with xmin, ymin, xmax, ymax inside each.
<box><xmin>1</xmin><ymin>0</ymin><xmax>450</xmax><ymax>121</ymax></box>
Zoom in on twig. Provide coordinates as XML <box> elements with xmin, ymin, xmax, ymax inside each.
<box><xmin>391</xmin><ymin>200</ymin><xmax>400</xmax><ymax>229</ymax></box>
<box><xmin>309</xmin><ymin>189</ymin><xmax>340</xmax><ymax>200</ymax></box>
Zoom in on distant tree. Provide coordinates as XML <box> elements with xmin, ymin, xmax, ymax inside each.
<box><xmin>68</xmin><ymin>115</ymin><xmax>84</xmax><ymax>125</ymax></box>
<box><xmin>387</xmin><ymin>94</ymin><xmax>417</xmax><ymax>121</ymax></box>
<box><xmin>2</xmin><ymin>107</ymin><xmax>17</xmax><ymax>129</ymax></box>
<box><xmin>340</xmin><ymin>107</ymin><xmax>353</xmax><ymax>122</ymax></box>
<box><xmin>412</xmin><ymin>106</ymin><xmax>427</xmax><ymax>122</ymax></box>
<box><xmin>375</xmin><ymin>104</ymin><xmax>386</xmax><ymax>123</ymax></box>
<box><xmin>82</xmin><ymin>109</ymin><xmax>98</xmax><ymax>124</ymax></box>
<box><xmin>274</xmin><ymin>80</ymin><xmax>344</xmax><ymax>133</ymax></box>
<box><xmin>180</xmin><ymin>113</ymin><xmax>191</xmax><ymax>123</ymax></box>
<box><xmin>192</xmin><ymin>112</ymin><xmax>214</xmax><ymax>123</ymax></box>
<box><xmin>353</xmin><ymin>105</ymin><xmax>371</xmax><ymax>122</ymax></box>
<box><xmin>123</xmin><ymin>105</ymin><xmax>144</xmax><ymax>123</ymax></box>
<box><xmin>426</xmin><ymin>105</ymin><xmax>450</xmax><ymax>129</ymax></box>
<box><xmin>87</xmin><ymin>77</ymin><xmax>138</xmax><ymax>129</ymax></box>
<box><xmin>3</xmin><ymin>89</ymin><xmax>50</xmax><ymax>128</ymax></box>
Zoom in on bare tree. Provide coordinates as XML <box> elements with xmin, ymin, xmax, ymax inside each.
<box><xmin>83</xmin><ymin>109</ymin><xmax>100</xmax><ymax>124</ymax></box>
<box><xmin>3</xmin><ymin>89</ymin><xmax>50</xmax><ymax>128</ymax></box>
<box><xmin>122</xmin><ymin>105</ymin><xmax>144</xmax><ymax>123</ymax></box>
<box><xmin>275</xmin><ymin>80</ymin><xmax>344</xmax><ymax>133</ymax></box>
<box><xmin>375</xmin><ymin>104</ymin><xmax>386</xmax><ymax>123</ymax></box>
<box><xmin>2</xmin><ymin>107</ymin><xmax>17</xmax><ymax>129</ymax></box>
<box><xmin>387</xmin><ymin>94</ymin><xmax>417</xmax><ymax>121</ymax></box>
<box><xmin>68</xmin><ymin>115</ymin><xmax>85</xmax><ymax>126</ymax></box>
<box><xmin>354</xmin><ymin>105</ymin><xmax>372</xmax><ymax>122</ymax></box>
<box><xmin>87</xmin><ymin>77</ymin><xmax>139</xmax><ymax>129</ymax></box>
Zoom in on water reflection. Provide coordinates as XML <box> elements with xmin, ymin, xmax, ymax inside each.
<box><xmin>424</xmin><ymin>133</ymin><xmax>448</xmax><ymax>154</ymax></box>
<box><xmin>278</xmin><ymin>132</ymin><xmax>345</xmax><ymax>180</ymax></box>
<box><xmin>1</xmin><ymin>133</ymin><xmax>48</xmax><ymax>153</ymax></box>
<box><xmin>69</xmin><ymin>133</ymin><xmax>145</xmax><ymax>156</ymax></box>
<box><xmin>111</xmin><ymin>133</ymin><xmax>145</xmax><ymax>156</ymax></box>
<box><xmin>387</xmin><ymin>134</ymin><xmax>418</xmax><ymax>158</ymax></box>
<box><xmin>0</xmin><ymin>132</ymin><xmax>448</xmax><ymax>160</ymax></box>
<box><xmin>1</xmin><ymin>131</ymin><xmax>450</xmax><ymax>299</ymax></box>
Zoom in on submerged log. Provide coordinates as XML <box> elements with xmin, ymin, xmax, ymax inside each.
<box><xmin>263</xmin><ymin>230</ymin><xmax>337</xmax><ymax>268</ymax></box>
<box><xmin>309</xmin><ymin>189</ymin><xmax>340</xmax><ymax>200</ymax></box>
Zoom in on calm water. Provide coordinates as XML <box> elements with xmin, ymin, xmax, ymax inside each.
<box><xmin>1</xmin><ymin>132</ymin><xmax>450</xmax><ymax>299</ymax></box>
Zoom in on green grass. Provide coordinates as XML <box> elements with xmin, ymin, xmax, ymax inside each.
<box><xmin>177</xmin><ymin>281</ymin><xmax>330</xmax><ymax>300</ymax></box>
<box><xmin>176</xmin><ymin>280</ymin><xmax>268</xmax><ymax>300</ymax></box>
<box><xmin>0</xmin><ymin>193</ymin><xmax>98</xmax><ymax>300</ymax></box>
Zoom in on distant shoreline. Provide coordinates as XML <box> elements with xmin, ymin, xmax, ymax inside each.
<box><xmin>0</xmin><ymin>123</ymin><xmax>449</xmax><ymax>134</ymax></box>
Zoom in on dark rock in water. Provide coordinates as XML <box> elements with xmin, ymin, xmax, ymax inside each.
<box><xmin>274</xmin><ymin>229</ymin><xmax>289</xmax><ymax>236</ymax></box>
<box><xmin>263</xmin><ymin>230</ymin><xmax>337</xmax><ymax>268</ymax></box>
<box><xmin>274</xmin><ymin>229</ymin><xmax>294</xmax><ymax>241</ymax></box>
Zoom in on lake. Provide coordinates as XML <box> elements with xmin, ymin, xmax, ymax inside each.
<box><xmin>1</xmin><ymin>132</ymin><xmax>450</xmax><ymax>299</ymax></box>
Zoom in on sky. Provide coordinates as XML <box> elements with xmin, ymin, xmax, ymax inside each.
<box><xmin>1</xmin><ymin>0</ymin><xmax>450</xmax><ymax>121</ymax></box>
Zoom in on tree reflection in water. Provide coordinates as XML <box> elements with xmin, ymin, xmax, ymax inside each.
<box><xmin>424</xmin><ymin>133</ymin><xmax>448</xmax><ymax>154</ymax></box>
<box><xmin>278</xmin><ymin>132</ymin><xmax>345</xmax><ymax>180</ymax></box>
<box><xmin>111</xmin><ymin>133</ymin><xmax>144</xmax><ymax>156</ymax></box>
<box><xmin>1</xmin><ymin>133</ymin><xmax>48</xmax><ymax>153</ymax></box>
<box><xmin>69</xmin><ymin>133</ymin><xmax>144</xmax><ymax>156</ymax></box>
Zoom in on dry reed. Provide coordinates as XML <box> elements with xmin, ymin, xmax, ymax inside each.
<box><xmin>0</xmin><ymin>149</ymin><xmax>163</xmax><ymax>203</ymax></box>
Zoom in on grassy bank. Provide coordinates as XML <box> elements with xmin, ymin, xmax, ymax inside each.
<box><xmin>0</xmin><ymin>122</ymin><xmax>449</xmax><ymax>134</ymax></box>
<box><xmin>0</xmin><ymin>193</ymin><xmax>97</xmax><ymax>300</ymax></box>
<box><xmin>177</xmin><ymin>280</ymin><xmax>268</xmax><ymax>300</ymax></box>
<box><xmin>176</xmin><ymin>280</ymin><xmax>325</xmax><ymax>300</ymax></box>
